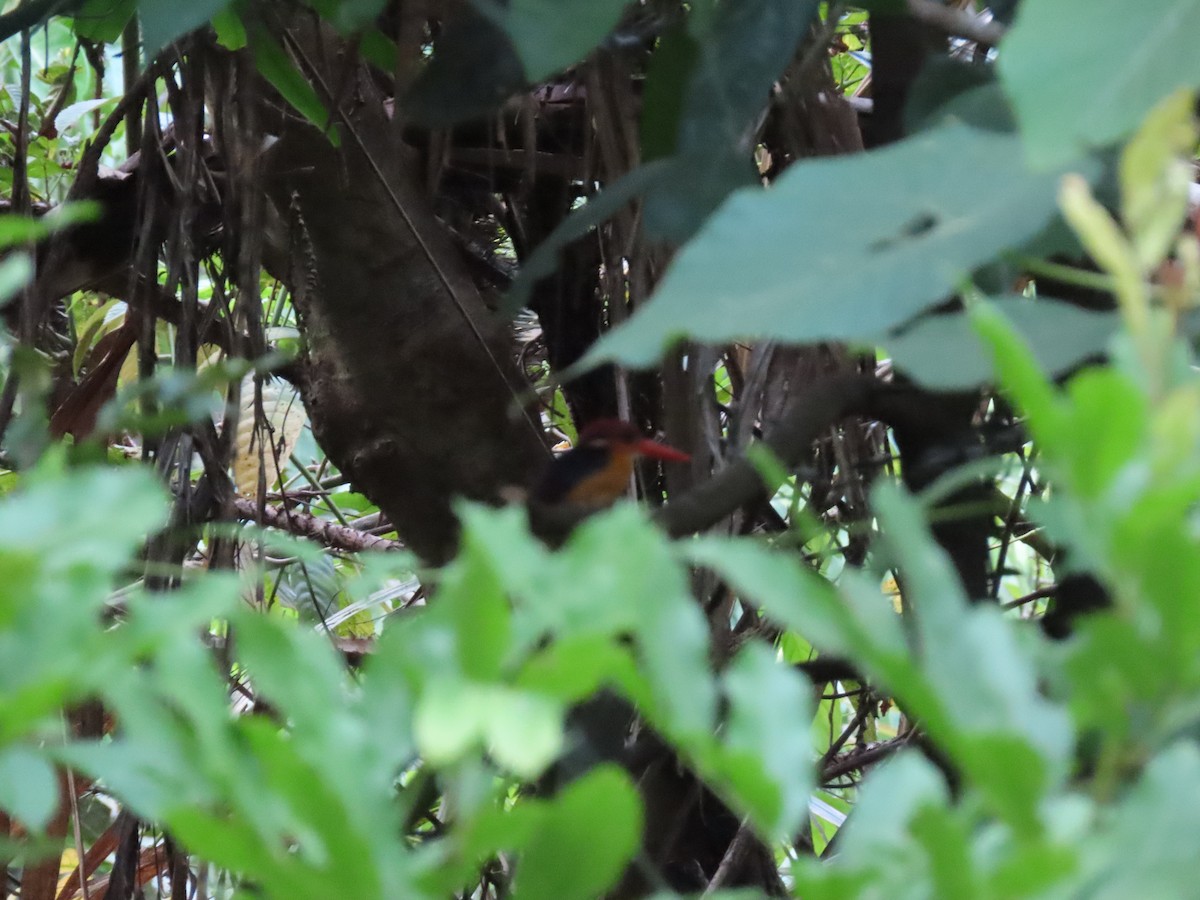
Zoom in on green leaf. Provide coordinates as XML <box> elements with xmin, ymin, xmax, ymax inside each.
<box><xmin>248</xmin><ymin>26</ymin><xmax>340</xmax><ymax>147</ymax></box>
<box><xmin>413</xmin><ymin>678</ymin><xmax>562</xmax><ymax>778</ymax></box>
<box><xmin>641</xmin><ymin>0</ymin><xmax>820</xmax><ymax>241</ymax></box>
<box><xmin>872</xmin><ymin>484</ymin><xmax>1073</xmax><ymax>824</ymax></box>
<box><xmin>403</xmin><ymin>10</ymin><xmax>525</xmax><ymax>126</ymax></box>
<box><xmin>483</xmin><ymin>689</ymin><xmax>563</xmax><ymax>778</ymax></box>
<box><xmin>833</xmin><ymin>752</ymin><xmax>948</xmax><ymax>862</ymax></box>
<box><xmin>882</xmin><ymin>296</ymin><xmax>1119</xmax><ymax>391</ymax></box>
<box><xmin>0</xmin><ymin>465</ymin><xmax>167</xmax><ymax>573</ymax></box>
<box><xmin>0</xmin><ymin>254</ymin><xmax>32</xmax><ymax>306</ymax></box>
<box><xmin>211</xmin><ymin>6</ymin><xmax>246</xmax><ymax>50</ymax></box>
<box><xmin>74</xmin><ymin>0</ymin><xmax>137</xmax><ymax>43</ymax></box>
<box><xmin>414</xmin><ymin>679</ymin><xmax>489</xmax><ymax>766</ymax></box>
<box><xmin>712</xmin><ymin>642</ymin><xmax>813</xmax><ymax>836</ymax></box>
<box><xmin>515</xmin><ymin>764</ymin><xmax>642</xmax><ymax>900</ymax></box>
<box><xmin>0</xmin><ymin>746</ymin><xmax>58</xmax><ymax>830</ymax></box>
<box><xmin>478</xmin><ymin>0</ymin><xmax>628</xmax><ymax>82</ymax></box>
<box><xmin>586</xmin><ymin>124</ymin><xmax>1089</xmax><ymax>368</ymax></box>
<box><xmin>446</xmin><ymin>531</ymin><xmax>514</xmax><ymax>681</ymax></box>
<box><xmin>0</xmin><ymin>203</ymin><xmax>101</xmax><ymax>249</ymax></box>
<box><xmin>1081</xmin><ymin>742</ymin><xmax>1200</xmax><ymax>899</ymax></box>
<box><xmin>998</xmin><ymin>0</ymin><xmax>1200</xmax><ymax>168</ymax></box>
<box><xmin>639</xmin><ymin>25</ymin><xmax>699</xmax><ymax>161</ymax></box>
<box><xmin>685</xmin><ymin>537</ymin><xmax>909</xmax><ymax>666</ymax></box>
<box><xmin>969</xmin><ymin>298</ymin><xmax>1072</xmax><ymax>451</ymax></box>
<box><xmin>139</xmin><ymin>0</ymin><xmax>233</xmax><ymax>57</ymax></box>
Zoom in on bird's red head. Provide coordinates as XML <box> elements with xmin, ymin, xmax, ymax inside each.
<box><xmin>576</xmin><ymin>418</ymin><xmax>691</xmax><ymax>462</ymax></box>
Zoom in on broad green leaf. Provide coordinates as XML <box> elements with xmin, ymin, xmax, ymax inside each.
<box><xmin>639</xmin><ymin>25</ymin><xmax>699</xmax><ymax>161</ymax></box>
<box><xmin>585</xmin><ymin>124</ymin><xmax>1086</xmax><ymax>368</ymax></box>
<box><xmin>791</xmin><ymin>751</ymin><xmax>945</xmax><ymax>895</ymax></box>
<box><xmin>883</xmin><ymin>296</ymin><xmax>1119</xmax><ymax>390</ymax></box>
<box><xmin>685</xmin><ymin>537</ymin><xmax>908</xmax><ymax>665</ymax></box>
<box><xmin>139</xmin><ymin>0</ymin><xmax>233</xmax><ymax>57</ymax></box>
<box><xmin>1059</xmin><ymin>368</ymin><xmax>1148</xmax><ymax>499</ymax></box>
<box><xmin>0</xmin><ymin>466</ymin><xmax>167</xmax><ymax>573</ymax></box>
<box><xmin>0</xmin><ymin>203</ymin><xmax>101</xmax><ymax>248</ymax></box>
<box><xmin>211</xmin><ymin>6</ymin><xmax>246</xmax><ymax>50</ymax></box>
<box><xmin>515</xmin><ymin>764</ymin><xmax>641</xmax><ymax>900</ymax></box>
<box><xmin>904</xmin><ymin>57</ymin><xmax>1013</xmax><ymax>134</ymax></box>
<box><xmin>0</xmin><ymin>254</ymin><xmax>32</xmax><ymax>306</ymax></box>
<box><xmin>73</xmin><ymin>0</ymin><xmax>136</xmax><ymax>43</ymax></box>
<box><xmin>412</xmin><ymin>677</ymin><xmax>561</xmax><ymax>778</ymax></box>
<box><xmin>248</xmin><ymin>26</ymin><xmax>340</xmax><ymax>147</ymax></box>
<box><xmin>970</xmin><ymin>298</ymin><xmax>1071</xmax><ymax>451</ymax></box>
<box><xmin>873</xmin><ymin>484</ymin><xmax>1073</xmax><ymax>812</ymax></box>
<box><xmin>231</xmin><ymin>612</ymin><xmax>350</xmax><ymax>737</ymax></box>
<box><xmin>447</xmin><ymin>516</ymin><xmax>516</xmax><ymax>681</ymax></box>
<box><xmin>515</xmin><ymin>636</ymin><xmax>645</xmax><ymax>705</ymax></box>
<box><xmin>483</xmin><ymin>689</ymin><xmax>563</xmax><ymax>778</ymax></box>
<box><xmin>911</xmin><ymin>805</ymin><xmax>979</xmax><ymax>898</ymax></box>
<box><xmin>998</xmin><ymin>0</ymin><xmax>1200</xmax><ymax>168</ymax></box>
<box><xmin>711</xmin><ymin>642</ymin><xmax>813</xmax><ymax>836</ymax></box>
<box><xmin>0</xmin><ymin>746</ymin><xmax>58</xmax><ymax>830</ymax></box>
<box><xmin>478</xmin><ymin>0</ymin><xmax>628</xmax><ymax>82</ymax></box>
<box><xmin>1080</xmin><ymin>742</ymin><xmax>1200</xmax><ymax>899</ymax></box>
<box><xmin>641</xmin><ymin>0</ymin><xmax>819</xmax><ymax>241</ymax></box>
<box><xmin>403</xmin><ymin>11</ymin><xmax>525</xmax><ymax>126</ymax></box>
<box><xmin>414</xmin><ymin>679</ymin><xmax>489</xmax><ymax>766</ymax></box>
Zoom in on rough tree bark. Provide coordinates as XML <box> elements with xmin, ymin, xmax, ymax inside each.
<box><xmin>257</xmin><ymin>24</ymin><xmax>545</xmax><ymax>564</ymax></box>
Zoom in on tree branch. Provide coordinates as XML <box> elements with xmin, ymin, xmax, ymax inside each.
<box><xmin>231</xmin><ymin>496</ymin><xmax>403</xmax><ymax>553</ymax></box>
<box><xmin>658</xmin><ymin>373</ymin><xmax>878</xmax><ymax>536</ymax></box>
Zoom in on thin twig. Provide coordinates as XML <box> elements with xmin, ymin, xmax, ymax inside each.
<box><xmin>1001</xmin><ymin>585</ymin><xmax>1056</xmax><ymax>611</ymax></box>
<box><xmin>62</xmin><ymin>717</ymin><xmax>92</xmax><ymax>900</ymax></box>
<box><xmin>701</xmin><ymin>817</ymin><xmax>754</xmax><ymax>897</ymax></box>
<box><xmin>820</xmin><ymin>735</ymin><xmax>912</xmax><ymax>782</ymax></box>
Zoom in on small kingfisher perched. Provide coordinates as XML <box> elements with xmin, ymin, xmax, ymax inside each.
<box><xmin>534</xmin><ymin>419</ymin><xmax>691</xmax><ymax>508</ymax></box>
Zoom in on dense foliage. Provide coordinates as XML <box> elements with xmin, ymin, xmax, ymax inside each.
<box><xmin>1</xmin><ymin>0</ymin><xmax>1199</xmax><ymax>898</ymax></box>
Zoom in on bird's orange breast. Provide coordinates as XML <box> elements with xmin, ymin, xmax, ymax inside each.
<box><xmin>562</xmin><ymin>447</ymin><xmax>636</xmax><ymax>507</ymax></box>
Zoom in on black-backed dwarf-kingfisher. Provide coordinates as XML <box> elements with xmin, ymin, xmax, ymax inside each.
<box><xmin>534</xmin><ymin>419</ymin><xmax>690</xmax><ymax>508</ymax></box>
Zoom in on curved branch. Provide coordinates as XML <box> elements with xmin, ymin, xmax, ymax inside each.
<box><xmin>658</xmin><ymin>373</ymin><xmax>878</xmax><ymax>536</ymax></box>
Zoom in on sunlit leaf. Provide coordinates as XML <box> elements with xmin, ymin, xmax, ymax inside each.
<box><xmin>0</xmin><ymin>746</ymin><xmax>58</xmax><ymax>830</ymax></box>
<box><xmin>515</xmin><ymin>764</ymin><xmax>641</xmax><ymax>900</ymax></box>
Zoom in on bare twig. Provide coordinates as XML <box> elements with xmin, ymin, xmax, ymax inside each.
<box><xmin>821</xmin><ymin>735</ymin><xmax>913</xmax><ymax>782</ymax></box>
<box><xmin>701</xmin><ymin>818</ymin><xmax>755</xmax><ymax>897</ymax></box>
